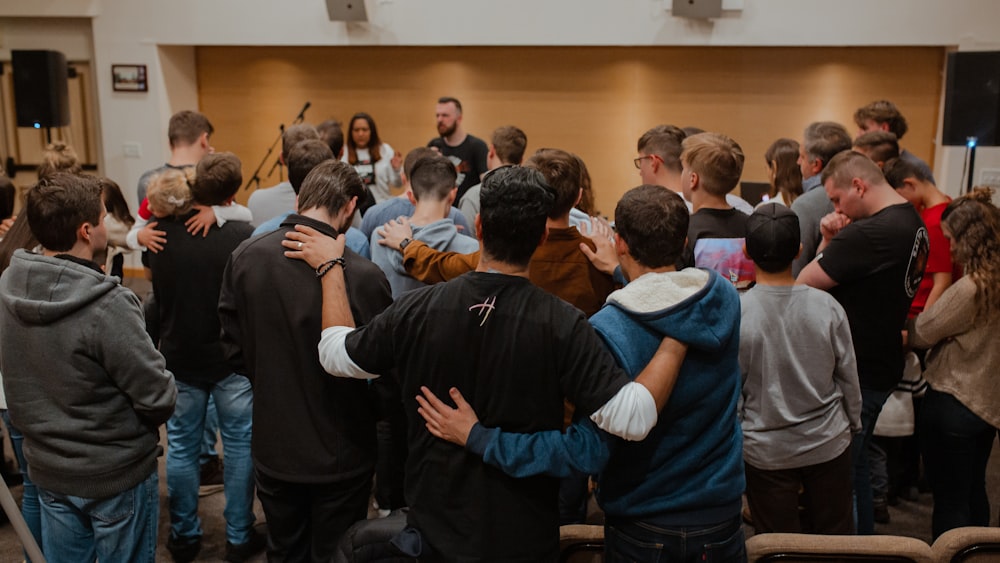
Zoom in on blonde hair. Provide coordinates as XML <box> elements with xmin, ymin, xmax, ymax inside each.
<box><xmin>146</xmin><ymin>168</ymin><xmax>195</xmax><ymax>217</ymax></box>
<box><xmin>37</xmin><ymin>142</ymin><xmax>82</xmax><ymax>180</ymax></box>
<box><xmin>680</xmin><ymin>132</ymin><xmax>744</xmax><ymax>196</ymax></box>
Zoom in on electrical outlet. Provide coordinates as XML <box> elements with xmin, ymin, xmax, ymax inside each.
<box><xmin>123</xmin><ymin>142</ymin><xmax>142</xmax><ymax>158</ymax></box>
<box><xmin>980</xmin><ymin>168</ymin><xmax>1000</xmax><ymax>189</ymax></box>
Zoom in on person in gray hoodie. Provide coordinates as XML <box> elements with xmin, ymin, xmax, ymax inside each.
<box><xmin>0</xmin><ymin>173</ymin><xmax>176</xmax><ymax>563</ymax></box>
<box><xmin>370</xmin><ymin>154</ymin><xmax>479</xmax><ymax>299</ymax></box>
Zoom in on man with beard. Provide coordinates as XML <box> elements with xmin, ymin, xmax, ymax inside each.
<box><xmin>427</xmin><ymin>97</ymin><xmax>489</xmax><ymax>200</ymax></box>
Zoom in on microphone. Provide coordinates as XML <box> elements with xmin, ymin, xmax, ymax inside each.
<box><xmin>295</xmin><ymin>102</ymin><xmax>311</xmax><ymax>123</ymax></box>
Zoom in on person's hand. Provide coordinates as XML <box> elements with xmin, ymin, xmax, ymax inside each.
<box><xmin>390</xmin><ymin>151</ymin><xmax>403</xmax><ymax>172</ymax></box>
<box><xmin>820</xmin><ymin>212</ymin><xmax>851</xmax><ymax>242</ymax></box>
<box><xmin>579</xmin><ymin>216</ymin><xmax>619</xmax><ymax>276</ymax></box>
<box><xmin>282</xmin><ymin>224</ymin><xmax>345</xmax><ymax>269</ymax></box>
<box><xmin>0</xmin><ymin>216</ymin><xmax>15</xmax><ymax>238</ymax></box>
<box><xmin>415</xmin><ymin>386</ymin><xmax>478</xmax><ymax>447</ymax></box>
<box><xmin>138</xmin><ymin>221</ymin><xmax>168</xmax><ymax>253</ymax></box>
<box><xmin>185</xmin><ymin>205</ymin><xmax>216</xmax><ymax>237</ymax></box>
<box><xmin>376</xmin><ymin>216</ymin><xmax>414</xmax><ymax>252</ymax></box>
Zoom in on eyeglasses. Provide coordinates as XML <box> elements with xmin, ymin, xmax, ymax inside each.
<box><xmin>633</xmin><ymin>155</ymin><xmax>654</xmax><ymax>169</ymax></box>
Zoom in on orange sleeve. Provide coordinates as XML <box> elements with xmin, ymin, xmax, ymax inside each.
<box><xmin>402</xmin><ymin>240</ymin><xmax>479</xmax><ymax>284</ymax></box>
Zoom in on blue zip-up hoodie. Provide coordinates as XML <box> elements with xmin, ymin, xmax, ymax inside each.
<box><xmin>467</xmin><ymin>268</ymin><xmax>744</xmax><ymax>526</ymax></box>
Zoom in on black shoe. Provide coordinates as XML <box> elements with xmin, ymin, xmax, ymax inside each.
<box><xmin>166</xmin><ymin>534</ymin><xmax>201</xmax><ymax>563</ymax></box>
<box><xmin>225</xmin><ymin>529</ymin><xmax>267</xmax><ymax>562</ymax></box>
<box><xmin>200</xmin><ymin>457</ymin><xmax>224</xmax><ymax>486</ymax></box>
<box><xmin>873</xmin><ymin>495</ymin><xmax>890</xmax><ymax>524</ymax></box>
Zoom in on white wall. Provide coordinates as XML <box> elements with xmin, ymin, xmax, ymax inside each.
<box><xmin>2</xmin><ymin>0</ymin><xmax>1000</xmax><ymax>201</ymax></box>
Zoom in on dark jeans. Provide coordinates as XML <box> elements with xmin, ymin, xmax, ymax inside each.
<box><xmin>255</xmin><ymin>468</ymin><xmax>371</xmax><ymax>563</ymax></box>
<box><xmin>605</xmin><ymin>514</ymin><xmax>746</xmax><ymax>563</ymax></box>
<box><xmin>745</xmin><ymin>447</ymin><xmax>853</xmax><ymax>535</ymax></box>
<box><xmin>919</xmin><ymin>386</ymin><xmax>996</xmax><ymax>539</ymax></box>
<box><xmin>851</xmin><ymin>388</ymin><xmax>891</xmax><ymax>534</ymax></box>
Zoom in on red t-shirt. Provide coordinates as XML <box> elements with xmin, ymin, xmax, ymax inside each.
<box><xmin>910</xmin><ymin>201</ymin><xmax>961</xmax><ymax>317</ymax></box>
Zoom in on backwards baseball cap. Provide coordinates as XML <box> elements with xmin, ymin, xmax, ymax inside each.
<box><xmin>745</xmin><ymin>203</ymin><xmax>800</xmax><ymax>272</ymax></box>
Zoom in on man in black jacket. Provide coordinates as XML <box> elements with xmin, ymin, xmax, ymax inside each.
<box><xmin>220</xmin><ymin>159</ymin><xmax>392</xmax><ymax>562</ymax></box>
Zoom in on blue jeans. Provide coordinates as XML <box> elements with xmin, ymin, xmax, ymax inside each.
<box><xmin>202</xmin><ymin>396</ymin><xmax>220</xmax><ymax>463</ymax></box>
<box><xmin>605</xmin><ymin>514</ymin><xmax>746</xmax><ymax>562</ymax></box>
<box><xmin>851</xmin><ymin>388</ymin><xmax>891</xmax><ymax>534</ymax></box>
<box><xmin>37</xmin><ymin>470</ymin><xmax>158</xmax><ymax>562</ymax></box>
<box><xmin>919</xmin><ymin>386</ymin><xmax>996</xmax><ymax>539</ymax></box>
<box><xmin>167</xmin><ymin>374</ymin><xmax>254</xmax><ymax>545</ymax></box>
<box><xmin>2</xmin><ymin>410</ymin><xmax>41</xmax><ymax>561</ymax></box>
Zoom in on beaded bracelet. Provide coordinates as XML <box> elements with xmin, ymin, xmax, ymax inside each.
<box><xmin>315</xmin><ymin>257</ymin><xmax>346</xmax><ymax>278</ymax></box>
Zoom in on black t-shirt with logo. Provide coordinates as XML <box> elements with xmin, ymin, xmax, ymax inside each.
<box><xmin>345</xmin><ymin>271</ymin><xmax>628</xmax><ymax>560</ymax></box>
<box><xmin>428</xmin><ymin>134</ymin><xmax>489</xmax><ymax>200</ymax></box>
<box><xmin>818</xmin><ymin>203</ymin><xmax>928</xmax><ymax>391</ymax></box>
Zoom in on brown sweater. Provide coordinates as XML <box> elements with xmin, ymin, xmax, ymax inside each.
<box><xmin>402</xmin><ymin>226</ymin><xmax>615</xmax><ymax>317</ymax></box>
<box><xmin>907</xmin><ymin>275</ymin><xmax>1000</xmax><ymax>428</ymax></box>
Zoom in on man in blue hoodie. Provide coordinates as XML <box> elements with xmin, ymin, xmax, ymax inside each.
<box><xmin>417</xmin><ymin>184</ymin><xmax>746</xmax><ymax>562</ymax></box>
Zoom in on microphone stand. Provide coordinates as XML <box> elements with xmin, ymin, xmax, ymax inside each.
<box><xmin>243</xmin><ymin>102</ymin><xmax>312</xmax><ymax>192</ymax></box>
<box><xmin>244</xmin><ymin>123</ymin><xmax>284</xmax><ymax>192</ymax></box>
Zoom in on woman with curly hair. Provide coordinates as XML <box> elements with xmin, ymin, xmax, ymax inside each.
<box><xmin>908</xmin><ymin>186</ymin><xmax>1000</xmax><ymax>539</ymax></box>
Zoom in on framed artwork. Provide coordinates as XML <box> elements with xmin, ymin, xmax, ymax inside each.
<box><xmin>112</xmin><ymin>64</ymin><xmax>147</xmax><ymax>92</ymax></box>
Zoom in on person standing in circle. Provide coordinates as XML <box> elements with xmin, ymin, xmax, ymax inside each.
<box><xmin>343</xmin><ymin>112</ymin><xmax>402</xmax><ymax>207</ymax></box>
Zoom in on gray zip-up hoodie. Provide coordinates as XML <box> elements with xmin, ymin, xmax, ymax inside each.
<box><xmin>0</xmin><ymin>250</ymin><xmax>176</xmax><ymax>499</ymax></box>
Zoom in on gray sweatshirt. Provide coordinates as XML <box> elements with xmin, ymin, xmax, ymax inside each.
<box><xmin>370</xmin><ymin>217</ymin><xmax>479</xmax><ymax>299</ymax></box>
<box><xmin>0</xmin><ymin>250</ymin><xmax>176</xmax><ymax>498</ymax></box>
<box><xmin>738</xmin><ymin>284</ymin><xmax>861</xmax><ymax>470</ymax></box>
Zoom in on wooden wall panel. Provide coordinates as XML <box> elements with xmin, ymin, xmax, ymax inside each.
<box><xmin>197</xmin><ymin>46</ymin><xmax>944</xmax><ymax>216</ymax></box>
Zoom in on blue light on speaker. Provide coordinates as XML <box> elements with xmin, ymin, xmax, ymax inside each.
<box><xmin>967</xmin><ymin>136</ymin><xmax>978</xmax><ymax>148</ymax></box>
<box><xmin>33</xmin><ymin>122</ymin><xmax>40</xmax><ymax>129</ymax></box>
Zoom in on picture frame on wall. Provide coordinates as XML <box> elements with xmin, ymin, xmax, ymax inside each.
<box><xmin>112</xmin><ymin>64</ymin><xmax>147</xmax><ymax>92</ymax></box>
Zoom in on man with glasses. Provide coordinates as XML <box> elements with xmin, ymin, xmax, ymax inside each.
<box><xmin>635</xmin><ymin>125</ymin><xmax>753</xmax><ymax>214</ymax></box>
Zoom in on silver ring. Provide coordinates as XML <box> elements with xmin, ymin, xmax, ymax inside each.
<box><xmin>298</xmin><ymin>242</ymin><xmax>303</xmax><ymax>249</ymax></box>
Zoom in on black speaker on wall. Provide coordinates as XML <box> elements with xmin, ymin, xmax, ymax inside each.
<box><xmin>12</xmin><ymin>50</ymin><xmax>71</xmax><ymax>129</ymax></box>
<box><xmin>942</xmin><ymin>51</ymin><xmax>1000</xmax><ymax>147</ymax></box>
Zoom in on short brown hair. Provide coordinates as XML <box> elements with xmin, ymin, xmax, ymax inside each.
<box><xmin>410</xmin><ymin>155</ymin><xmax>458</xmax><ymax>201</ymax></box>
<box><xmin>524</xmin><ymin>148</ymin><xmax>583</xmax><ymax>219</ymax></box>
<box><xmin>637</xmin><ymin>125</ymin><xmax>686</xmax><ymax>173</ymax></box>
<box><xmin>37</xmin><ymin>142</ymin><xmax>81</xmax><ymax>180</ymax></box>
<box><xmin>680</xmin><ymin>132</ymin><xmax>745</xmax><ymax>196</ymax></box>
<box><xmin>820</xmin><ymin>150</ymin><xmax>885</xmax><ymax>190</ymax></box>
<box><xmin>404</xmin><ymin>147</ymin><xmax>440</xmax><ymax>178</ymax></box>
<box><xmin>802</xmin><ymin>122</ymin><xmax>852</xmax><ymax>171</ymax></box>
<box><xmin>853</xmin><ymin>131</ymin><xmax>900</xmax><ymax>165</ymax></box>
<box><xmin>316</xmin><ymin>119</ymin><xmax>344</xmax><ymax>157</ymax></box>
<box><xmin>192</xmin><ymin>152</ymin><xmax>242</xmax><ymax>206</ymax></box>
<box><xmin>491</xmin><ymin>126</ymin><xmax>527</xmax><ymax>165</ymax></box>
<box><xmin>287</xmin><ymin>140</ymin><xmax>335</xmax><ymax>193</ymax></box>
<box><xmin>146</xmin><ymin>168</ymin><xmax>195</xmax><ymax>217</ymax></box>
<box><xmin>168</xmin><ymin>111</ymin><xmax>214</xmax><ymax>148</ymax></box>
<box><xmin>854</xmin><ymin>100</ymin><xmax>908</xmax><ymax>139</ymax></box>
<box><xmin>297</xmin><ymin>160</ymin><xmax>365</xmax><ymax>219</ymax></box>
<box><xmin>26</xmin><ymin>173</ymin><xmax>103</xmax><ymax>252</ymax></box>
<box><xmin>282</xmin><ymin>124</ymin><xmax>320</xmax><ymax>161</ymax></box>
<box><xmin>615</xmin><ymin>185</ymin><xmax>689</xmax><ymax>268</ymax></box>
<box><xmin>883</xmin><ymin>157</ymin><xmax>933</xmax><ymax>188</ymax></box>
<box><xmin>437</xmin><ymin>96</ymin><xmax>462</xmax><ymax>113</ymax></box>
